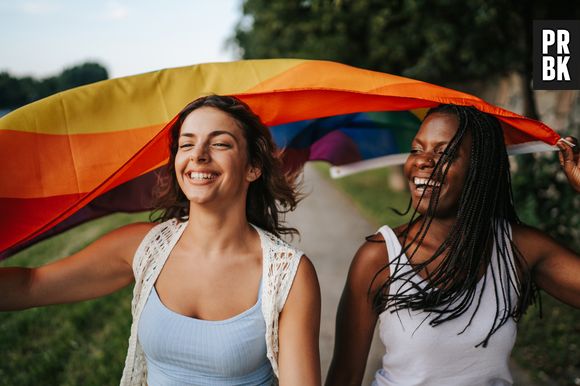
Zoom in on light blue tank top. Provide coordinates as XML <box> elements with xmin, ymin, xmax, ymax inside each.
<box><xmin>137</xmin><ymin>279</ymin><xmax>274</xmax><ymax>385</ymax></box>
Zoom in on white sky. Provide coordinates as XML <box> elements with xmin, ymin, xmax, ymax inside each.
<box><xmin>0</xmin><ymin>0</ymin><xmax>241</xmax><ymax>79</ymax></box>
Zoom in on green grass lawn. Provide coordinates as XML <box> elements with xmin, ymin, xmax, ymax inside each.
<box><xmin>314</xmin><ymin>162</ymin><xmax>579</xmax><ymax>386</ymax></box>
<box><xmin>0</xmin><ymin>212</ymin><xmax>149</xmax><ymax>386</ymax></box>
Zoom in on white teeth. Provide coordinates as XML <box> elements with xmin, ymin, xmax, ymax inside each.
<box><xmin>413</xmin><ymin>177</ymin><xmax>441</xmax><ymax>187</ymax></box>
<box><xmin>188</xmin><ymin>172</ymin><xmax>216</xmax><ymax>180</ymax></box>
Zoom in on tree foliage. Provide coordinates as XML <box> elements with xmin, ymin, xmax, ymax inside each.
<box><xmin>234</xmin><ymin>0</ymin><xmax>578</xmax><ymax>79</ymax></box>
<box><xmin>0</xmin><ymin>62</ymin><xmax>108</xmax><ymax>110</ymax></box>
<box><xmin>234</xmin><ymin>0</ymin><xmax>529</xmax><ymax>83</ymax></box>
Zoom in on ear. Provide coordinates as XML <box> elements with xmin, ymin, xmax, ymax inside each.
<box><xmin>246</xmin><ymin>165</ymin><xmax>262</xmax><ymax>182</ymax></box>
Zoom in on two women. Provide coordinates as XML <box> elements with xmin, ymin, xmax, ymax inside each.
<box><xmin>3</xmin><ymin>97</ymin><xmax>579</xmax><ymax>386</ymax></box>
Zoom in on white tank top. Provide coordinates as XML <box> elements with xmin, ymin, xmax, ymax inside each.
<box><xmin>373</xmin><ymin>225</ymin><xmax>517</xmax><ymax>386</ymax></box>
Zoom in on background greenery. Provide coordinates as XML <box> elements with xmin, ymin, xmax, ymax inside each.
<box><xmin>0</xmin><ymin>62</ymin><xmax>108</xmax><ymax>110</ymax></box>
<box><xmin>0</xmin><ymin>213</ymin><xmax>147</xmax><ymax>386</ymax></box>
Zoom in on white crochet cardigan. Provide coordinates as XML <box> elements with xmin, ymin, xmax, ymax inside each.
<box><xmin>119</xmin><ymin>219</ymin><xmax>303</xmax><ymax>385</ymax></box>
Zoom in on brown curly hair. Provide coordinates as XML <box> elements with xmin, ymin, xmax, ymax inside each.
<box><xmin>151</xmin><ymin>95</ymin><xmax>301</xmax><ymax>237</ymax></box>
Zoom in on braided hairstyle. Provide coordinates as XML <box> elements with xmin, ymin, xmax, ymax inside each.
<box><xmin>372</xmin><ymin>104</ymin><xmax>539</xmax><ymax>347</ymax></box>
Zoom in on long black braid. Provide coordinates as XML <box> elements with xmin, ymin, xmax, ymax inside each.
<box><xmin>372</xmin><ymin>104</ymin><xmax>539</xmax><ymax>347</ymax></box>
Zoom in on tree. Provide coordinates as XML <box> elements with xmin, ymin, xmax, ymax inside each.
<box><xmin>0</xmin><ymin>73</ymin><xmax>35</xmax><ymax>109</ymax></box>
<box><xmin>58</xmin><ymin>62</ymin><xmax>109</xmax><ymax>91</ymax></box>
<box><xmin>0</xmin><ymin>62</ymin><xmax>109</xmax><ymax>110</ymax></box>
<box><xmin>234</xmin><ymin>0</ymin><xmax>524</xmax><ymax>80</ymax></box>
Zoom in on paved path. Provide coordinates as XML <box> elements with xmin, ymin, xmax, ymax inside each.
<box><xmin>284</xmin><ymin>164</ymin><xmax>541</xmax><ymax>386</ymax></box>
<box><xmin>285</xmin><ymin>164</ymin><xmax>383</xmax><ymax>385</ymax></box>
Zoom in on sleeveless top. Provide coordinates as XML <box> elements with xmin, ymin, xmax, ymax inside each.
<box><xmin>119</xmin><ymin>219</ymin><xmax>304</xmax><ymax>386</ymax></box>
<box><xmin>137</xmin><ymin>283</ymin><xmax>273</xmax><ymax>385</ymax></box>
<box><xmin>373</xmin><ymin>225</ymin><xmax>518</xmax><ymax>386</ymax></box>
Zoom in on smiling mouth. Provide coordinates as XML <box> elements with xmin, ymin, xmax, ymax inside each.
<box><xmin>412</xmin><ymin>177</ymin><xmax>441</xmax><ymax>194</ymax></box>
<box><xmin>187</xmin><ymin>171</ymin><xmax>219</xmax><ymax>181</ymax></box>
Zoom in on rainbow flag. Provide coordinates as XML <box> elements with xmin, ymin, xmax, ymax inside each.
<box><xmin>0</xmin><ymin>59</ymin><xmax>560</xmax><ymax>259</ymax></box>
<box><xmin>271</xmin><ymin>110</ymin><xmax>423</xmax><ymax>174</ymax></box>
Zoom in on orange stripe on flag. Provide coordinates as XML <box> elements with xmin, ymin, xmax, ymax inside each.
<box><xmin>0</xmin><ymin>124</ymin><xmax>165</xmax><ymax>198</ymax></box>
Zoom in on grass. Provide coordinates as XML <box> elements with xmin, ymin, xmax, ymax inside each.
<box><xmin>314</xmin><ymin>162</ymin><xmax>579</xmax><ymax>386</ymax></box>
<box><xmin>0</xmin><ymin>212</ymin><xmax>149</xmax><ymax>386</ymax></box>
<box><xmin>313</xmin><ymin>163</ymin><xmax>412</xmax><ymax>228</ymax></box>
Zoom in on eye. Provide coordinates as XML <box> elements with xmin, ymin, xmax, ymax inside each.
<box><xmin>410</xmin><ymin>147</ymin><xmax>422</xmax><ymax>154</ymax></box>
<box><xmin>179</xmin><ymin>143</ymin><xmax>194</xmax><ymax>149</ymax></box>
<box><xmin>211</xmin><ymin>142</ymin><xmax>232</xmax><ymax>149</ymax></box>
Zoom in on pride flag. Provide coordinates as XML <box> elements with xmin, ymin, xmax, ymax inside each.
<box><xmin>0</xmin><ymin>59</ymin><xmax>560</xmax><ymax>258</ymax></box>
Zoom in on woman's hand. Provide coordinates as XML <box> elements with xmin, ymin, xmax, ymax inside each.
<box><xmin>557</xmin><ymin>136</ymin><xmax>580</xmax><ymax>192</ymax></box>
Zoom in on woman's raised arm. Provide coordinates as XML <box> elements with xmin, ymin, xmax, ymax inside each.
<box><xmin>0</xmin><ymin>222</ymin><xmax>154</xmax><ymax>311</ymax></box>
<box><xmin>514</xmin><ymin>224</ymin><xmax>580</xmax><ymax>308</ymax></box>
<box><xmin>512</xmin><ymin>136</ymin><xmax>580</xmax><ymax>308</ymax></box>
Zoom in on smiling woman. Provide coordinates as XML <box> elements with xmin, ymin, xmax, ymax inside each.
<box><xmin>174</xmin><ymin>108</ymin><xmax>260</xmax><ymax>212</ymax></box>
<box><xmin>326</xmin><ymin>104</ymin><xmax>580</xmax><ymax>386</ymax></box>
<box><xmin>153</xmin><ymin>96</ymin><xmax>301</xmax><ymax>238</ymax></box>
<box><xmin>404</xmin><ymin>112</ymin><xmax>471</xmax><ymax>218</ymax></box>
<box><xmin>0</xmin><ymin>95</ymin><xmax>322</xmax><ymax>386</ymax></box>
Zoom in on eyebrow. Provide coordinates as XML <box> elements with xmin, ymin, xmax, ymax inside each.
<box><xmin>412</xmin><ymin>139</ymin><xmax>450</xmax><ymax>148</ymax></box>
<box><xmin>180</xmin><ymin>130</ymin><xmax>240</xmax><ymax>144</ymax></box>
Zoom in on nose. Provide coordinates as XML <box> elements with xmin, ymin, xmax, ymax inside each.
<box><xmin>415</xmin><ymin>153</ymin><xmax>436</xmax><ymax>170</ymax></box>
<box><xmin>190</xmin><ymin>143</ymin><xmax>210</xmax><ymax>163</ymax></box>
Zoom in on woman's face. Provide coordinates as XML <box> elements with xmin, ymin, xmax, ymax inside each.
<box><xmin>403</xmin><ymin>112</ymin><xmax>472</xmax><ymax>218</ymax></box>
<box><xmin>174</xmin><ymin>106</ymin><xmax>260</xmax><ymax>207</ymax></box>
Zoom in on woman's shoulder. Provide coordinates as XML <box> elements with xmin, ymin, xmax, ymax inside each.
<box><xmin>116</xmin><ymin>219</ymin><xmax>188</xmax><ymax>265</ymax></box>
<box><xmin>83</xmin><ymin>222</ymin><xmax>157</xmax><ymax>270</ymax></box>
<box><xmin>99</xmin><ymin>221</ymin><xmax>156</xmax><ymax>250</ymax></box>
<box><xmin>289</xmin><ymin>254</ymin><xmax>319</xmax><ymax>297</ymax></box>
<box><xmin>357</xmin><ymin>237</ymin><xmax>388</xmax><ymax>263</ymax></box>
<box><xmin>257</xmin><ymin>227</ymin><xmax>304</xmax><ymax>259</ymax></box>
<box><xmin>347</xmin><ymin>230</ymin><xmax>390</xmax><ymax>290</ymax></box>
<box><xmin>118</xmin><ymin>219</ymin><xmax>181</xmax><ymax>245</ymax></box>
<box><xmin>132</xmin><ymin>218</ymin><xmax>188</xmax><ymax>244</ymax></box>
<box><xmin>511</xmin><ymin>222</ymin><xmax>553</xmax><ymax>248</ymax></box>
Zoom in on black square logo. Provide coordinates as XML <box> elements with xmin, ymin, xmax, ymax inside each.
<box><xmin>533</xmin><ymin>20</ymin><xmax>580</xmax><ymax>90</ymax></box>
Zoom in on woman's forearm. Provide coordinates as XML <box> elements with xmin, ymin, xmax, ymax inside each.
<box><xmin>0</xmin><ymin>267</ymin><xmax>36</xmax><ymax>311</ymax></box>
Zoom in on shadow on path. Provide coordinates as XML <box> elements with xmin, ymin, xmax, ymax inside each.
<box><xmin>285</xmin><ymin>164</ymin><xmax>384</xmax><ymax>385</ymax></box>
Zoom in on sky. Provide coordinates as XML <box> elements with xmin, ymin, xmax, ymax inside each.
<box><xmin>0</xmin><ymin>0</ymin><xmax>241</xmax><ymax>79</ymax></box>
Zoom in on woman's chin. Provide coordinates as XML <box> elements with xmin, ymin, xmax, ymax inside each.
<box><xmin>184</xmin><ymin>193</ymin><xmax>217</xmax><ymax>207</ymax></box>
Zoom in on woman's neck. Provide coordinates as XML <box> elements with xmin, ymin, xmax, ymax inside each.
<box><xmin>180</xmin><ymin>204</ymin><xmax>257</xmax><ymax>256</ymax></box>
<box><xmin>406</xmin><ymin>215</ymin><xmax>456</xmax><ymax>242</ymax></box>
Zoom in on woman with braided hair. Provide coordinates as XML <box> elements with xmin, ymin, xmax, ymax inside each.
<box><xmin>326</xmin><ymin>104</ymin><xmax>580</xmax><ymax>386</ymax></box>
